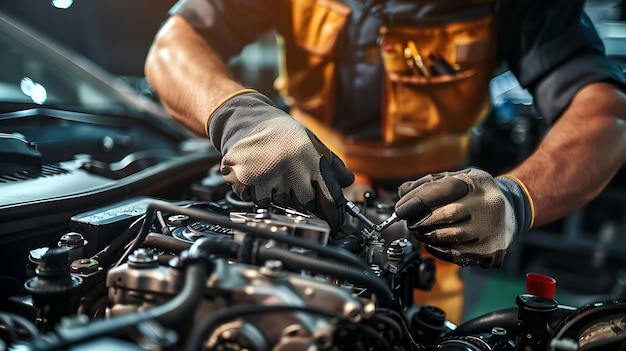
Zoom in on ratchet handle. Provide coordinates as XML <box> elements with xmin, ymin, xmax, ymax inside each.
<box><xmin>376</xmin><ymin>212</ymin><xmax>399</xmax><ymax>232</ymax></box>
<box><xmin>344</xmin><ymin>196</ymin><xmax>400</xmax><ymax>232</ymax></box>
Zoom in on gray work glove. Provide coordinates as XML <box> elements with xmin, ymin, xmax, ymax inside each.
<box><xmin>394</xmin><ymin>168</ymin><xmax>533</xmax><ymax>268</ymax></box>
<box><xmin>209</xmin><ymin>92</ymin><xmax>354</xmax><ymax>228</ymax></box>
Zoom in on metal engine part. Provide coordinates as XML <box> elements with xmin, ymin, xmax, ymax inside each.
<box><xmin>106</xmin><ymin>248</ymin><xmax>184</xmax><ymax>317</ymax></box>
<box><xmin>105</xmin><ymin>250</ymin><xmax>372</xmax><ymax>350</ymax></box>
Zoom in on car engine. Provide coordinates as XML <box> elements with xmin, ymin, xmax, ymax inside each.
<box><xmin>1</xmin><ymin>164</ymin><xmax>625</xmax><ymax>351</ymax></box>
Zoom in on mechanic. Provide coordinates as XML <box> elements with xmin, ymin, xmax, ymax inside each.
<box><xmin>144</xmin><ymin>0</ymin><xmax>626</xmax><ymax>324</ymax></box>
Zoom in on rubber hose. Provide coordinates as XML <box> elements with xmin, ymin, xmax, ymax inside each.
<box><xmin>449</xmin><ymin>305</ymin><xmax>576</xmax><ymax>337</ymax></box>
<box><xmin>447</xmin><ymin>308</ymin><xmax>519</xmax><ymax>336</ymax></box>
<box><xmin>143</xmin><ymin>233</ymin><xmax>191</xmax><ymax>254</ymax></box>
<box><xmin>0</xmin><ymin>312</ymin><xmax>39</xmax><ymax>341</ymax></box>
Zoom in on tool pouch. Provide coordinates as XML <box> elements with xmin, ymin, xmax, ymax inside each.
<box><xmin>275</xmin><ymin>0</ymin><xmax>350</xmax><ymax>126</ymax></box>
<box><xmin>379</xmin><ymin>12</ymin><xmax>497</xmax><ymax>144</ymax></box>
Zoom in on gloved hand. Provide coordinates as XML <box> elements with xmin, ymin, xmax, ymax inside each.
<box><xmin>208</xmin><ymin>91</ymin><xmax>355</xmax><ymax>228</ymax></box>
<box><xmin>394</xmin><ymin>168</ymin><xmax>534</xmax><ymax>268</ymax></box>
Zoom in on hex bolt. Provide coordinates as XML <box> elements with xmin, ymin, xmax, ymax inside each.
<box><xmin>128</xmin><ymin>248</ymin><xmax>158</xmax><ymax>268</ymax></box>
<box><xmin>255</xmin><ymin>208</ymin><xmax>271</xmax><ymax>219</ymax></box>
<box><xmin>387</xmin><ymin>238</ymin><xmax>408</xmax><ymax>262</ymax></box>
<box><xmin>260</xmin><ymin>259</ymin><xmax>284</xmax><ymax>277</ymax></box>
<box><xmin>491</xmin><ymin>327</ymin><xmax>507</xmax><ymax>336</ymax></box>
<box><xmin>370</xmin><ymin>264</ymin><xmax>382</xmax><ymax>276</ymax></box>
<box><xmin>167</xmin><ymin>214</ymin><xmax>189</xmax><ymax>226</ymax></box>
<box><xmin>344</xmin><ymin>303</ymin><xmax>362</xmax><ymax>323</ymax></box>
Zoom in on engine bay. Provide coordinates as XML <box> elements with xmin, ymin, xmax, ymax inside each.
<box><xmin>1</xmin><ymin>161</ymin><xmax>625</xmax><ymax>351</ymax></box>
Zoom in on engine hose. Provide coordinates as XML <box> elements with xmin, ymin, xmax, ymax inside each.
<box><xmin>19</xmin><ymin>236</ymin><xmax>239</xmax><ymax>351</ymax></box>
<box><xmin>0</xmin><ymin>312</ymin><xmax>40</xmax><ymax>342</ymax></box>
<box><xmin>447</xmin><ymin>307</ymin><xmax>519</xmax><ymax>336</ymax></box>
<box><xmin>448</xmin><ymin>305</ymin><xmax>576</xmax><ymax>337</ymax></box>
<box><xmin>143</xmin><ymin>233</ymin><xmax>192</xmax><ymax>254</ymax></box>
<box><xmin>184</xmin><ymin>304</ymin><xmax>344</xmax><ymax>351</ymax></box>
<box><xmin>257</xmin><ymin>246</ymin><xmax>394</xmax><ymax>307</ymax></box>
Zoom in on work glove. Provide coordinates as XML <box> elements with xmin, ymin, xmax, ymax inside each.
<box><xmin>394</xmin><ymin>168</ymin><xmax>534</xmax><ymax>268</ymax></box>
<box><xmin>208</xmin><ymin>91</ymin><xmax>354</xmax><ymax>228</ymax></box>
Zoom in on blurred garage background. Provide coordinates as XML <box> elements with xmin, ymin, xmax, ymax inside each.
<box><xmin>2</xmin><ymin>0</ymin><xmax>626</xmax><ymax>322</ymax></box>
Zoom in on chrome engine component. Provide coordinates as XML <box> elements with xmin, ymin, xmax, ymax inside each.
<box><xmin>106</xmin><ymin>248</ymin><xmax>370</xmax><ymax>350</ymax></box>
<box><xmin>106</xmin><ymin>248</ymin><xmax>184</xmax><ymax>317</ymax></box>
<box><xmin>198</xmin><ymin>259</ymin><xmax>371</xmax><ymax>350</ymax></box>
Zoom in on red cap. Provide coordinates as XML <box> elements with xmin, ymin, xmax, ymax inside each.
<box><xmin>525</xmin><ymin>273</ymin><xmax>557</xmax><ymax>299</ymax></box>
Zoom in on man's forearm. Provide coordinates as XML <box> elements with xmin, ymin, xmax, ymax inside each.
<box><xmin>144</xmin><ymin>15</ymin><xmax>245</xmax><ymax>136</ymax></box>
<box><xmin>506</xmin><ymin>82</ymin><xmax>626</xmax><ymax>227</ymax></box>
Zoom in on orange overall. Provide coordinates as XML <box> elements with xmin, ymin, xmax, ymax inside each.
<box><xmin>274</xmin><ymin>0</ymin><xmax>498</xmax><ymax>325</ymax></box>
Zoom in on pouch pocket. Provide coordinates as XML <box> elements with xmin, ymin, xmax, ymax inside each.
<box><xmin>379</xmin><ymin>13</ymin><xmax>497</xmax><ymax>144</ymax></box>
<box><xmin>276</xmin><ymin>0</ymin><xmax>350</xmax><ymax>124</ymax></box>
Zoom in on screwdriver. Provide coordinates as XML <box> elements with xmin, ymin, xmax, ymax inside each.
<box><xmin>406</xmin><ymin>40</ymin><xmax>430</xmax><ymax>77</ymax></box>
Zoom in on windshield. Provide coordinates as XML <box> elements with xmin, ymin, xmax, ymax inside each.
<box><xmin>0</xmin><ymin>15</ymin><xmax>151</xmax><ymax>115</ymax></box>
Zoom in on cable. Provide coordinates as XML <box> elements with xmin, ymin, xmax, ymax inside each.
<box><xmin>155</xmin><ymin>210</ymin><xmax>172</xmax><ymax>236</ymax></box>
<box><xmin>0</xmin><ymin>312</ymin><xmax>40</xmax><ymax>342</ymax></box>
<box><xmin>0</xmin><ymin>313</ymin><xmax>18</xmax><ymax>343</ymax></box>
<box><xmin>90</xmin><ymin>215</ymin><xmax>145</xmax><ymax>268</ymax></box>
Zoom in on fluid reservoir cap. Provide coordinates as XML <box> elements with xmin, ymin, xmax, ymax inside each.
<box><xmin>25</xmin><ymin>247</ymin><xmax>82</xmax><ymax>293</ymax></box>
<box><xmin>525</xmin><ymin>272</ymin><xmax>556</xmax><ymax>299</ymax></box>
<box><xmin>36</xmin><ymin>247</ymin><xmax>72</xmax><ymax>281</ymax></box>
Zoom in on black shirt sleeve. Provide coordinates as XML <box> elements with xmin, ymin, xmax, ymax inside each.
<box><xmin>498</xmin><ymin>0</ymin><xmax>626</xmax><ymax>123</ymax></box>
<box><xmin>168</xmin><ymin>0</ymin><xmax>282</xmax><ymax>61</ymax></box>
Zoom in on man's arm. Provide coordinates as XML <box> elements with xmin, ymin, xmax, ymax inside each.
<box><xmin>394</xmin><ymin>82</ymin><xmax>626</xmax><ymax>267</ymax></box>
<box><xmin>507</xmin><ymin>82</ymin><xmax>626</xmax><ymax>227</ymax></box>
<box><xmin>144</xmin><ymin>15</ymin><xmax>244</xmax><ymax>136</ymax></box>
<box><xmin>144</xmin><ymin>14</ymin><xmax>354</xmax><ymax>228</ymax></box>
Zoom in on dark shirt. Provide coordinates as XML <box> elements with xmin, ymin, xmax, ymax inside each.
<box><xmin>171</xmin><ymin>0</ymin><xmax>626</xmax><ymax>137</ymax></box>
